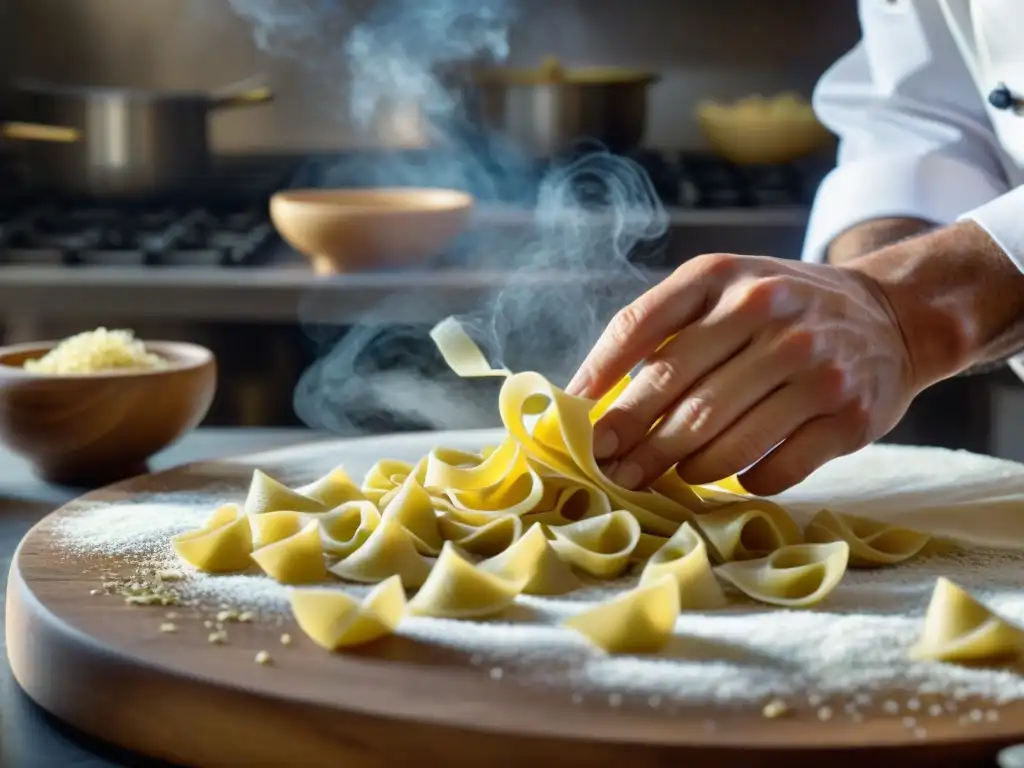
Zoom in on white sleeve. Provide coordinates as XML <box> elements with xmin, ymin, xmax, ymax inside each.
<box><xmin>802</xmin><ymin>0</ymin><xmax>1010</xmax><ymax>263</ymax></box>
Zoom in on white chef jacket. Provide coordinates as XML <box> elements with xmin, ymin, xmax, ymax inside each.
<box><xmin>803</xmin><ymin>0</ymin><xmax>1024</xmax><ymax>377</ymax></box>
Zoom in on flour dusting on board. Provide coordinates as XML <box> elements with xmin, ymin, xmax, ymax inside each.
<box><xmin>50</xmin><ymin>475</ymin><xmax>1024</xmax><ymax>711</ymax></box>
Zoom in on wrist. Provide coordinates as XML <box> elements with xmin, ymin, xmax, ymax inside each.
<box><xmin>843</xmin><ymin>221</ymin><xmax>1024</xmax><ymax>388</ymax></box>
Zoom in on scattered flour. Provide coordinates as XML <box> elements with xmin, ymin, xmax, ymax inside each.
<box><xmin>49</xmin><ymin>492</ymin><xmax>1024</xmax><ymax>710</ymax></box>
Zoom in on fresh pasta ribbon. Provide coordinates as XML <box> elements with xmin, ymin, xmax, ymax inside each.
<box><xmin>407</xmin><ymin>542</ymin><xmax>527</xmax><ymax>619</ymax></box>
<box><xmin>564</xmin><ymin>575</ymin><xmax>680</xmax><ymax>654</ymax></box>
<box><xmin>547</xmin><ymin>511</ymin><xmax>641</xmax><ymax>578</ymax></box>
<box><xmin>319</xmin><ymin>501</ymin><xmax>381</xmax><ymax>558</ymax></box>
<box><xmin>438</xmin><ymin>513</ymin><xmax>523</xmax><ymax>557</ymax></box>
<box><xmin>172</xmin><ymin>504</ymin><xmax>253</xmax><ymax>573</ymax></box>
<box><xmin>805</xmin><ymin>509</ymin><xmax>930</xmax><ymax>568</ymax></box>
<box><xmin>691</xmin><ymin>500</ymin><xmax>803</xmax><ymax>564</ymax></box>
<box><xmin>250</xmin><ymin>520</ymin><xmax>327</xmax><ymax>585</ymax></box>
<box><xmin>639</xmin><ymin>522</ymin><xmax>727</xmax><ymax>611</ymax></box>
<box><xmin>290</xmin><ymin>576</ymin><xmax>406</xmax><ymax>650</ymax></box>
<box><xmin>379</xmin><ymin>476</ymin><xmax>444</xmax><ymax>556</ymax></box>
<box><xmin>243</xmin><ymin>469</ymin><xmax>336</xmax><ymax>516</ymax></box>
<box><xmin>329</xmin><ymin>518</ymin><xmax>434</xmax><ymax>589</ymax></box>
<box><xmin>910</xmin><ymin>577</ymin><xmax>1024</xmax><ymax>664</ymax></box>
<box><xmin>479</xmin><ymin>525</ymin><xmax>582</xmax><ymax>595</ymax></box>
<box><xmin>715</xmin><ymin>542</ymin><xmax>849</xmax><ymax>608</ymax></box>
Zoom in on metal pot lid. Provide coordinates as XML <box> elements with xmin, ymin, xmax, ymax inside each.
<box><xmin>472</xmin><ymin>56</ymin><xmax>659</xmax><ymax>86</ymax></box>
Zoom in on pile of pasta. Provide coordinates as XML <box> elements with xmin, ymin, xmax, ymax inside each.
<box><xmin>169</xmin><ymin>318</ymin><xmax>1024</xmax><ymax>664</ymax></box>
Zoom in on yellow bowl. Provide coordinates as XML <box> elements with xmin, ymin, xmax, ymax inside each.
<box><xmin>0</xmin><ymin>341</ymin><xmax>216</xmax><ymax>485</ymax></box>
<box><xmin>696</xmin><ymin>95</ymin><xmax>833</xmax><ymax>166</ymax></box>
<box><xmin>270</xmin><ymin>187</ymin><xmax>475</xmax><ymax>275</ymax></box>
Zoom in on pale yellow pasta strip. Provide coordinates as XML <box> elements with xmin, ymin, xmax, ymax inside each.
<box><xmin>379</xmin><ymin>476</ymin><xmax>444</xmax><ymax>556</ymax></box>
<box><xmin>479</xmin><ymin>525</ymin><xmax>581</xmax><ymax>595</ymax></box>
<box><xmin>438</xmin><ymin>513</ymin><xmax>523</xmax><ymax>557</ymax></box>
<box><xmin>428</xmin><ymin>317</ymin><xmax>511</xmax><ymax>377</ymax></box>
<box><xmin>295</xmin><ymin>466</ymin><xmax>367</xmax><ymax>507</ymax></box>
<box><xmin>910</xmin><ymin>577</ymin><xmax>1024</xmax><ymax>664</ymax></box>
<box><xmin>805</xmin><ymin>509</ymin><xmax>930</xmax><ymax>568</ymax></box>
<box><xmin>715</xmin><ymin>541</ymin><xmax>849</xmax><ymax>608</ymax></box>
<box><xmin>318</xmin><ymin>501</ymin><xmax>381</xmax><ymax>559</ymax></box>
<box><xmin>691</xmin><ymin>499</ymin><xmax>803</xmax><ymax>563</ymax></box>
<box><xmin>547</xmin><ymin>510</ymin><xmax>641</xmax><ymax>579</ymax></box>
<box><xmin>243</xmin><ymin>470</ymin><xmax>332</xmax><ymax>516</ymax></box>
<box><xmin>250</xmin><ymin>520</ymin><xmax>327</xmax><ymax>585</ymax></box>
<box><xmin>290</xmin><ymin>576</ymin><xmax>406</xmax><ymax>650</ymax></box>
<box><xmin>329</xmin><ymin>518</ymin><xmax>434</xmax><ymax>589</ymax></box>
<box><xmin>639</xmin><ymin>522</ymin><xmax>727</xmax><ymax>610</ymax></box>
<box><xmin>564</xmin><ymin>575</ymin><xmax>680</xmax><ymax>654</ymax></box>
<box><xmin>407</xmin><ymin>542</ymin><xmax>527</xmax><ymax>619</ymax></box>
<box><xmin>172</xmin><ymin>503</ymin><xmax>253</xmax><ymax>573</ymax></box>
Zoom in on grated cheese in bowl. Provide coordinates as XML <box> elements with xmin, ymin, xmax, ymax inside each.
<box><xmin>23</xmin><ymin>328</ymin><xmax>169</xmax><ymax>375</ymax></box>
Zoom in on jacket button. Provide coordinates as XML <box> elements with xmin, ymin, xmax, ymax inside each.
<box><xmin>989</xmin><ymin>83</ymin><xmax>1016</xmax><ymax>110</ymax></box>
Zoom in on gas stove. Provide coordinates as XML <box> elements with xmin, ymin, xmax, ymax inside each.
<box><xmin>0</xmin><ymin>155</ymin><xmax>299</xmax><ymax>267</ymax></box>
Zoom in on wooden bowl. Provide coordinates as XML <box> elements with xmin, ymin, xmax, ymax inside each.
<box><xmin>696</xmin><ymin>95</ymin><xmax>833</xmax><ymax>166</ymax></box>
<box><xmin>270</xmin><ymin>188</ymin><xmax>475</xmax><ymax>274</ymax></box>
<box><xmin>0</xmin><ymin>341</ymin><xmax>216</xmax><ymax>486</ymax></box>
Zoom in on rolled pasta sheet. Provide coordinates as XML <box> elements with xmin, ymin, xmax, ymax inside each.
<box><xmin>805</xmin><ymin>509</ymin><xmax>930</xmax><ymax>568</ymax></box>
<box><xmin>548</xmin><ymin>510</ymin><xmax>641</xmax><ymax>579</ymax></box>
<box><xmin>290</xmin><ymin>576</ymin><xmax>407</xmax><ymax>651</ymax></box>
<box><xmin>715</xmin><ymin>541</ymin><xmax>850</xmax><ymax>608</ymax></box>
<box><xmin>563</xmin><ymin>575</ymin><xmax>680</xmax><ymax>654</ymax></box>
<box><xmin>693</xmin><ymin>500</ymin><xmax>803</xmax><ymax>563</ymax></box>
<box><xmin>361</xmin><ymin>458</ymin><xmax>416</xmax><ymax>505</ymax></box>
<box><xmin>498</xmin><ymin>371</ymin><xmax>694</xmax><ymax>535</ymax></box>
<box><xmin>250</xmin><ymin>520</ymin><xmax>327</xmax><ymax>585</ymax></box>
<box><xmin>379</xmin><ymin>476</ymin><xmax>444</xmax><ymax>556</ymax></box>
<box><xmin>438</xmin><ymin>513</ymin><xmax>523</xmax><ymax>557</ymax></box>
<box><xmin>440</xmin><ymin>461</ymin><xmax>545</xmax><ymax>525</ymax></box>
<box><xmin>318</xmin><ymin>501</ymin><xmax>381</xmax><ymax>559</ymax></box>
<box><xmin>249</xmin><ymin>509</ymin><xmax>305</xmax><ymax>548</ymax></box>
<box><xmin>172</xmin><ymin>503</ymin><xmax>253</xmax><ymax>573</ymax></box>
<box><xmin>407</xmin><ymin>542</ymin><xmax>527</xmax><ymax>619</ymax></box>
<box><xmin>295</xmin><ymin>465</ymin><xmax>368</xmax><ymax>508</ymax></box>
<box><xmin>910</xmin><ymin>577</ymin><xmax>1024</xmax><ymax>664</ymax></box>
<box><xmin>329</xmin><ymin>518</ymin><xmax>434</xmax><ymax>589</ymax></box>
<box><xmin>479</xmin><ymin>525</ymin><xmax>582</xmax><ymax>596</ymax></box>
<box><xmin>243</xmin><ymin>469</ymin><xmax>336</xmax><ymax>516</ymax></box>
<box><xmin>639</xmin><ymin>522</ymin><xmax>727</xmax><ymax>610</ymax></box>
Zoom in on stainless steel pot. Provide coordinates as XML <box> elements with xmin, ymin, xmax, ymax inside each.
<box><xmin>0</xmin><ymin>77</ymin><xmax>273</xmax><ymax>198</ymax></box>
<box><xmin>464</xmin><ymin>57</ymin><xmax>660</xmax><ymax>157</ymax></box>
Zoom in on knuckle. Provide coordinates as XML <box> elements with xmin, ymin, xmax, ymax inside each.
<box><xmin>773</xmin><ymin>328</ymin><xmax>817</xmax><ymax>367</ymax></box>
<box><xmin>607</xmin><ymin>303</ymin><xmax>647</xmax><ymax>348</ymax></box>
<box><xmin>696</xmin><ymin>252</ymin><xmax>740</xmax><ymax>280</ymax></box>
<box><xmin>640</xmin><ymin>356</ymin><xmax>686</xmax><ymax>397</ymax></box>
<box><xmin>631</xmin><ymin>441</ymin><xmax>679</xmax><ymax>478</ymax></box>
<box><xmin>733</xmin><ymin>277</ymin><xmax>789</xmax><ymax>320</ymax></box>
<box><xmin>813</xmin><ymin>364</ymin><xmax>850</xmax><ymax>408</ymax></box>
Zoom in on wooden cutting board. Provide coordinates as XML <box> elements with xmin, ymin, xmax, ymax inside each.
<box><xmin>7</xmin><ymin>430</ymin><xmax>1024</xmax><ymax>767</ymax></box>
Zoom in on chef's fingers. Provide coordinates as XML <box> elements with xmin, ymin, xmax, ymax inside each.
<box><xmin>590</xmin><ymin>311</ymin><xmax>756</xmax><ymax>462</ymax></box>
<box><xmin>677</xmin><ymin>366</ymin><xmax>849</xmax><ymax>486</ymax></box>
<box><xmin>565</xmin><ymin>254</ymin><xmax>738</xmax><ymax>399</ymax></box>
<box><xmin>737</xmin><ymin>402</ymin><xmax>870</xmax><ymax>497</ymax></box>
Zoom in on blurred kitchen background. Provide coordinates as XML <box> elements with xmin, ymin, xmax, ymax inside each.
<box><xmin>0</xmin><ymin>0</ymin><xmax>1018</xmax><ymax>459</ymax></box>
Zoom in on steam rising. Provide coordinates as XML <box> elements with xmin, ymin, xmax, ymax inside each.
<box><xmin>224</xmin><ymin>0</ymin><xmax>668</xmax><ymax>434</ymax></box>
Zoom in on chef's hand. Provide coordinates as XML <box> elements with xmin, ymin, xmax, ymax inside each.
<box><xmin>565</xmin><ymin>253</ymin><xmax>921</xmax><ymax>496</ymax></box>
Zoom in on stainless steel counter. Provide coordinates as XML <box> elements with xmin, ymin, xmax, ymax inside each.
<box><xmin>0</xmin><ymin>427</ymin><xmax>318</xmax><ymax>767</ymax></box>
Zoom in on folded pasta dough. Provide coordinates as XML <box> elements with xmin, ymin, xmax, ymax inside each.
<box><xmin>693</xmin><ymin>500</ymin><xmax>803</xmax><ymax>563</ymax></box>
<box><xmin>429</xmin><ymin>317</ymin><xmax>512</xmax><ymax>378</ymax></box>
<box><xmin>564</xmin><ymin>574</ymin><xmax>680</xmax><ymax>654</ymax></box>
<box><xmin>329</xmin><ymin>518</ymin><xmax>433</xmax><ymax>589</ymax></box>
<box><xmin>361</xmin><ymin>458</ymin><xmax>421</xmax><ymax>505</ymax></box>
<box><xmin>319</xmin><ymin>501</ymin><xmax>381</xmax><ymax>558</ymax></box>
<box><xmin>479</xmin><ymin>525</ymin><xmax>582</xmax><ymax>595</ymax></box>
<box><xmin>640</xmin><ymin>522</ymin><xmax>727</xmax><ymax>610</ymax></box>
<box><xmin>251</xmin><ymin>519</ymin><xmax>327</xmax><ymax>584</ymax></box>
<box><xmin>295</xmin><ymin>466</ymin><xmax>367</xmax><ymax>508</ymax></box>
<box><xmin>244</xmin><ymin>469</ymin><xmax>344</xmax><ymax>516</ymax></box>
<box><xmin>441</xmin><ymin>463</ymin><xmax>544</xmax><ymax>524</ymax></box>
<box><xmin>172</xmin><ymin>503</ymin><xmax>253</xmax><ymax>573</ymax></box>
<box><xmin>438</xmin><ymin>513</ymin><xmax>523</xmax><ymax>557</ymax></box>
<box><xmin>805</xmin><ymin>509</ymin><xmax>930</xmax><ymax>567</ymax></box>
<box><xmin>910</xmin><ymin>577</ymin><xmax>1024</xmax><ymax>664</ymax></box>
<box><xmin>407</xmin><ymin>542</ymin><xmax>527</xmax><ymax>619</ymax></box>
<box><xmin>548</xmin><ymin>510</ymin><xmax>641</xmax><ymax>578</ymax></box>
<box><xmin>380</xmin><ymin>476</ymin><xmax>444</xmax><ymax>556</ymax></box>
<box><xmin>715</xmin><ymin>541</ymin><xmax>849</xmax><ymax>607</ymax></box>
<box><xmin>249</xmin><ymin>509</ymin><xmax>304</xmax><ymax>548</ymax></box>
<box><xmin>708</xmin><ymin>474</ymin><xmax>748</xmax><ymax>496</ymax></box>
<box><xmin>499</xmin><ymin>372</ymin><xmax>694</xmax><ymax>535</ymax></box>
<box><xmin>290</xmin><ymin>576</ymin><xmax>406</xmax><ymax>650</ymax></box>
<box><xmin>632</xmin><ymin>532</ymin><xmax>670</xmax><ymax>562</ymax></box>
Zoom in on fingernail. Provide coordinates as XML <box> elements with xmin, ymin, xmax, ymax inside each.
<box><xmin>593</xmin><ymin>428</ymin><xmax>619</xmax><ymax>459</ymax></box>
<box><xmin>610</xmin><ymin>461</ymin><xmax>643</xmax><ymax>490</ymax></box>
<box><xmin>566</xmin><ymin>370</ymin><xmax>590</xmax><ymax>397</ymax></box>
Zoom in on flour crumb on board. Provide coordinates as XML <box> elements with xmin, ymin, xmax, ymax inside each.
<box><xmin>48</xmin><ymin>492</ymin><xmax>1024</xmax><ymax>711</ymax></box>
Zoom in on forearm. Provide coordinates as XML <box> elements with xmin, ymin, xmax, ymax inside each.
<box><xmin>847</xmin><ymin>221</ymin><xmax>1024</xmax><ymax>388</ymax></box>
<box><xmin>826</xmin><ymin>217</ymin><xmax>933</xmax><ymax>266</ymax></box>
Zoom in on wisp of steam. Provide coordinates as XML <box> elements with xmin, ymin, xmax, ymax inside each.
<box><xmin>223</xmin><ymin>0</ymin><xmax>669</xmax><ymax>434</ymax></box>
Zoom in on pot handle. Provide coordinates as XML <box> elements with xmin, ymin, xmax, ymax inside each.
<box><xmin>209</xmin><ymin>76</ymin><xmax>275</xmax><ymax>110</ymax></box>
<box><xmin>0</xmin><ymin>121</ymin><xmax>81</xmax><ymax>142</ymax></box>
